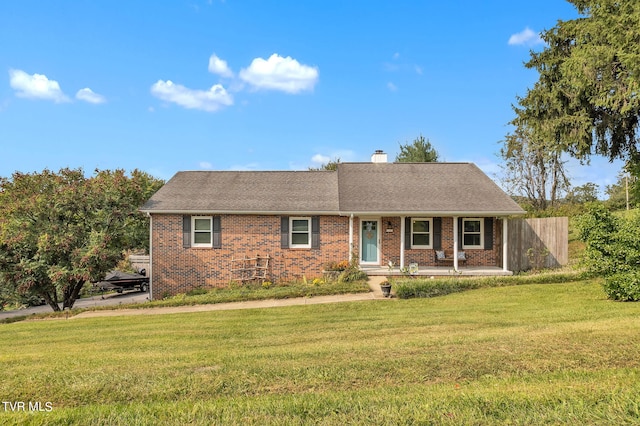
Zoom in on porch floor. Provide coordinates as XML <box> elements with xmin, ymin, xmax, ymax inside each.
<box><xmin>361</xmin><ymin>265</ymin><xmax>513</xmax><ymax>277</ymax></box>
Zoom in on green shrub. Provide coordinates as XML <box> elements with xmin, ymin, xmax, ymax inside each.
<box><xmin>338</xmin><ymin>268</ymin><xmax>368</xmax><ymax>282</ymax></box>
<box><xmin>393</xmin><ymin>271</ymin><xmax>585</xmax><ymax>300</ymax></box>
<box><xmin>576</xmin><ymin>205</ymin><xmax>640</xmax><ymax>275</ymax></box>
<box><xmin>395</xmin><ymin>279</ymin><xmax>481</xmax><ymax>299</ymax></box>
<box><xmin>186</xmin><ymin>287</ymin><xmax>208</xmax><ymax>296</ymax></box>
<box><xmin>575</xmin><ymin>205</ymin><xmax>640</xmax><ymax>300</ymax></box>
<box><xmin>603</xmin><ymin>271</ymin><xmax>640</xmax><ymax>301</ymax></box>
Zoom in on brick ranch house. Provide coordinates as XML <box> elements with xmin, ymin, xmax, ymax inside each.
<box><xmin>141</xmin><ymin>153</ymin><xmax>525</xmax><ymax>299</ymax></box>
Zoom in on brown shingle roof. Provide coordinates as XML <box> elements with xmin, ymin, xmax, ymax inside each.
<box><xmin>141</xmin><ymin>163</ymin><xmax>524</xmax><ymax>215</ymax></box>
<box><xmin>141</xmin><ymin>170</ymin><xmax>340</xmax><ymax>214</ymax></box>
<box><xmin>337</xmin><ymin>162</ymin><xmax>523</xmax><ymax>214</ymax></box>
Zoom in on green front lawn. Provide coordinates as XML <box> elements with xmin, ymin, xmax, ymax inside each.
<box><xmin>1</xmin><ymin>279</ymin><xmax>639</xmax><ymax>425</ymax></box>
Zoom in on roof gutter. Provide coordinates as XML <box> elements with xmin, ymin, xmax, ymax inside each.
<box><xmin>141</xmin><ymin>209</ymin><xmax>525</xmax><ymax>217</ymax></box>
<box><xmin>337</xmin><ymin>210</ymin><xmax>526</xmax><ymax>217</ymax></box>
<box><xmin>139</xmin><ymin>209</ymin><xmax>342</xmax><ymax>216</ymax></box>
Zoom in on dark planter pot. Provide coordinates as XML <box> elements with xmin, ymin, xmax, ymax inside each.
<box><xmin>380</xmin><ymin>283</ymin><xmax>392</xmax><ymax>297</ymax></box>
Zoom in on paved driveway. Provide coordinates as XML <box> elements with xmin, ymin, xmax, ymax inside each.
<box><xmin>0</xmin><ymin>290</ymin><xmax>150</xmax><ymax>319</ymax></box>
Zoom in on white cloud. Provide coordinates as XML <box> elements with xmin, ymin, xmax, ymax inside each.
<box><xmin>9</xmin><ymin>69</ymin><xmax>70</xmax><ymax>103</ymax></box>
<box><xmin>199</xmin><ymin>161</ymin><xmax>213</xmax><ymax>169</ymax></box>
<box><xmin>239</xmin><ymin>54</ymin><xmax>319</xmax><ymax>94</ymax></box>
<box><xmin>387</xmin><ymin>82</ymin><xmax>397</xmax><ymax>92</ymax></box>
<box><xmin>208</xmin><ymin>53</ymin><xmax>233</xmax><ymax>78</ymax></box>
<box><xmin>311</xmin><ymin>154</ymin><xmax>330</xmax><ymax>165</ymax></box>
<box><xmin>75</xmin><ymin>88</ymin><xmax>106</xmax><ymax>104</ymax></box>
<box><xmin>309</xmin><ymin>150</ymin><xmax>356</xmax><ymax>168</ymax></box>
<box><xmin>508</xmin><ymin>27</ymin><xmax>543</xmax><ymax>46</ymax></box>
<box><xmin>414</xmin><ymin>65</ymin><xmax>423</xmax><ymax>75</ymax></box>
<box><xmin>150</xmin><ymin>80</ymin><xmax>233</xmax><ymax>112</ymax></box>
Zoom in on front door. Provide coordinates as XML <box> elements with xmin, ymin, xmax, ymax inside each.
<box><xmin>360</xmin><ymin>219</ymin><xmax>380</xmax><ymax>265</ymax></box>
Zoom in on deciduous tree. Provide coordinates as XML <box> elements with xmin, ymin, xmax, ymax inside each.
<box><xmin>500</xmin><ymin>126</ymin><xmax>570</xmax><ymax>210</ymax></box>
<box><xmin>0</xmin><ymin>168</ymin><xmax>163</xmax><ymax>311</ymax></box>
<box><xmin>565</xmin><ymin>182</ymin><xmax>599</xmax><ymax>204</ymax></box>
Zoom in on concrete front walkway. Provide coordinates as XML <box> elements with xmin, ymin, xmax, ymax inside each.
<box><xmin>71</xmin><ymin>276</ymin><xmax>392</xmax><ymax>319</ymax></box>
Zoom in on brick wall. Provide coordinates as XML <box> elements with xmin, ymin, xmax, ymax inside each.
<box><xmin>151</xmin><ymin>214</ymin><xmax>500</xmax><ymax>298</ymax></box>
<box><xmin>151</xmin><ymin>214</ymin><xmax>350</xmax><ymax>298</ymax></box>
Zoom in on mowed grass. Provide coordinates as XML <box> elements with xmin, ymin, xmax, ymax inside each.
<box><xmin>1</xmin><ymin>280</ymin><xmax>639</xmax><ymax>425</ymax></box>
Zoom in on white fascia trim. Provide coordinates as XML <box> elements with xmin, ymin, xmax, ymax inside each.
<box><xmin>139</xmin><ymin>209</ymin><xmax>526</xmax><ymax>217</ymax></box>
<box><xmin>140</xmin><ymin>210</ymin><xmax>340</xmax><ymax>215</ymax></box>
<box><xmin>338</xmin><ymin>211</ymin><xmax>526</xmax><ymax>217</ymax></box>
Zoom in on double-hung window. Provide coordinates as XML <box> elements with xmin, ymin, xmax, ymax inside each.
<box><xmin>290</xmin><ymin>217</ymin><xmax>311</xmax><ymax>248</ymax></box>
<box><xmin>462</xmin><ymin>218</ymin><xmax>483</xmax><ymax>249</ymax></box>
<box><xmin>192</xmin><ymin>216</ymin><xmax>213</xmax><ymax>248</ymax></box>
<box><xmin>411</xmin><ymin>218</ymin><xmax>432</xmax><ymax>249</ymax></box>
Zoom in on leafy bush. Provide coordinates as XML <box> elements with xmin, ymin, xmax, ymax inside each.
<box><xmin>603</xmin><ymin>272</ymin><xmax>640</xmax><ymax>301</ymax></box>
<box><xmin>330</xmin><ymin>253</ymin><xmax>368</xmax><ymax>283</ymax></box>
<box><xmin>324</xmin><ymin>260</ymin><xmax>349</xmax><ymax>271</ymax></box>
<box><xmin>575</xmin><ymin>205</ymin><xmax>640</xmax><ymax>274</ymax></box>
<box><xmin>394</xmin><ymin>279</ymin><xmax>480</xmax><ymax>299</ymax></box>
<box><xmin>338</xmin><ymin>268</ymin><xmax>368</xmax><ymax>282</ymax></box>
<box><xmin>575</xmin><ymin>204</ymin><xmax>640</xmax><ymax>300</ymax></box>
<box><xmin>394</xmin><ymin>271</ymin><xmax>585</xmax><ymax>300</ymax></box>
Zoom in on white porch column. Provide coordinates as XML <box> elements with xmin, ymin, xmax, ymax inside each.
<box><xmin>148</xmin><ymin>213</ymin><xmax>153</xmax><ymax>300</ymax></box>
<box><xmin>502</xmin><ymin>218</ymin><xmax>509</xmax><ymax>272</ymax></box>
<box><xmin>400</xmin><ymin>216</ymin><xmax>406</xmax><ymax>269</ymax></box>
<box><xmin>349</xmin><ymin>214</ymin><xmax>354</xmax><ymax>262</ymax></box>
<box><xmin>453</xmin><ymin>216</ymin><xmax>459</xmax><ymax>271</ymax></box>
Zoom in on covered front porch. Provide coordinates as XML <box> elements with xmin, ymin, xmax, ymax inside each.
<box><xmin>348</xmin><ymin>215</ymin><xmax>513</xmax><ymax>274</ymax></box>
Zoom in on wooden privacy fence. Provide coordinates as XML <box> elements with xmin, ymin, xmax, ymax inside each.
<box><xmin>129</xmin><ymin>255</ymin><xmax>150</xmax><ymax>273</ymax></box>
<box><xmin>507</xmin><ymin>217</ymin><xmax>568</xmax><ymax>272</ymax></box>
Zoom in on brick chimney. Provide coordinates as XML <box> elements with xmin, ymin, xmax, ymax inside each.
<box><xmin>371</xmin><ymin>150</ymin><xmax>388</xmax><ymax>163</ymax></box>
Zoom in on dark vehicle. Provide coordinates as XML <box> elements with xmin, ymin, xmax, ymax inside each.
<box><xmin>97</xmin><ymin>270</ymin><xmax>149</xmax><ymax>293</ymax></box>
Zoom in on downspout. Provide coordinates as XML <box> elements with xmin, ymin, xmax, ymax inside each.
<box><xmin>400</xmin><ymin>216</ymin><xmax>406</xmax><ymax>269</ymax></box>
<box><xmin>349</xmin><ymin>214</ymin><xmax>354</xmax><ymax>263</ymax></box>
<box><xmin>502</xmin><ymin>218</ymin><xmax>508</xmax><ymax>272</ymax></box>
<box><xmin>453</xmin><ymin>216</ymin><xmax>459</xmax><ymax>271</ymax></box>
<box><xmin>147</xmin><ymin>212</ymin><xmax>153</xmax><ymax>300</ymax></box>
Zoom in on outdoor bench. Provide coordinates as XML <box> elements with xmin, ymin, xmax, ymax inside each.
<box><xmin>434</xmin><ymin>249</ymin><xmax>466</xmax><ymax>265</ymax></box>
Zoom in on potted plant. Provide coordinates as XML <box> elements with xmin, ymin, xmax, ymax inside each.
<box><xmin>379</xmin><ymin>280</ymin><xmax>392</xmax><ymax>297</ymax></box>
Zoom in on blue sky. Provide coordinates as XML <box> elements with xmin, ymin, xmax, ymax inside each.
<box><xmin>0</xmin><ymin>0</ymin><xmax>624</xmax><ymax>196</ymax></box>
